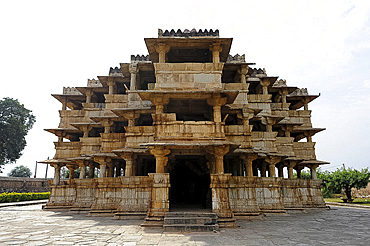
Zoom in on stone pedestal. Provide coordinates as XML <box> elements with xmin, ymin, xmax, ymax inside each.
<box><xmin>147</xmin><ymin>173</ymin><xmax>170</xmax><ymax>218</ymax></box>
<box><xmin>210</xmin><ymin>174</ymin><xmax>236</xmax><ymax>227</ymax></box>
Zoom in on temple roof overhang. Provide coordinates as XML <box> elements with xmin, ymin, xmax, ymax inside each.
<box><xmin>287</xmin><ymin>95</ymin><xmax>319</xmax><ymax>110</ymax></box>
<box><xmin>98</xmin><ymin>75</ymin><xmax>130</xmax><ymax>87</ymax></box>
<box><xmin>145</xmin><ymin>38</ymin><xmax>233</xmax><ymax>63</ymax></box>
<box><xmin>45</xmin><ymin>128</ymin><xmax>82</xmax><ymax>136</ymax></box>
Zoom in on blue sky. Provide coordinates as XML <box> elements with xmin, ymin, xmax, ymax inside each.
<box><xmin>0</xmin><ymin>0</ymin><xmax>369</xmax><ymax>176</ymax></box>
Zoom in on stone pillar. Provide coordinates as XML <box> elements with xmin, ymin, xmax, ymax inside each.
<box><xmin>122</xmin><ymin>111</ymin><xmax>140</xmax><ymax>128</ymax></box>
<box><xmin>155</xmin><ymin>43</ymin><xmax>170</xmax><ymax>63</ymax></box>
<box><xmin>287</xmin><ymin>161</ymin><xmax>297</xmax><ymax>179</ymax></box>
<box><xmin>99</xmin><ymin>164</ymin><xmax>106</xmax><ymax>178</ymax></box>
<box><xmin>277</xmin><ymin>165</ymin><xmax>284</xmax><ymax>178</ymax></box>
<box><xmin>66</xmin><ymin>165</ymin><xmax>76</xmax><ymax>180</ymax></box>
<box><xmin>101</xmin><ymin>119</ymin><xmax>113</xmax><ymax>134</ymax></box>
<box><xmin>260</xmin><ymin>78</ymin><xmax>270</xmax><ymax>95</ymax></box>
<box><xmin>206</xmin><ymin>145</ymin><xmax>229</xmax><ymax>174</ymax></box>
<box><xmin>151</xmin><ymin>95</ymin><xmax>170</xmax><ymax>115</ymax></box>
<box><xmin>118</xmin><ymin>153</ymin><xmax>136</xmax><ymax>177</ymax></box>
<box><xmin>107</xmin><ymin>163</ymin><xmax>114</xmax><ymax>177</ymax></box>
<box><xmin>88</xmin><ymin>163</ymin><xmax>95</xmax><ymax>178</ymax></box>
<box><xmin>210</xmin><ymin>42</ymin><xmax>223</xmax><ymax>63</ymax></box>
<box><xmin>260</xmin><ymin>164</ymin><xmax>267</xmax><ymax>177</ymax></box>
<box><xmin>107</xmin><ymin>78</ymin><xmax>115</xmax><ymax>95</ymax></box>
<box><xmin>265</xmin><ymin>156</ymin><xmax>281</xmax><ymax>178</ymax></box>
<box><xmin>150</xmin><ymin>147</ymin><xmax>171</xmax><ymax>173</ymax></box>
<box><xmin>94</xmin><ymin>157</ymin><xmax>111</xmax><ymax>178</ymax></box>
<box><xmin>241</xmin><ymin>154</ymin><xmax>258</xmax><ymax>177</ymax></box>
<box><xmin>309</xmin><ymin>164</ymin><xmax>319</xmax><ymax>180</ymax></box>
<box><xmin>79</xmin><ymin>166</ymin><xmax>86</xmax><ymax>179</ymax></box>
<box><xmin>207</xmin><ymin>94</ymin><xmax>227</xmax><ymax>136</ymax></box>
<box><xmin>85</xmin><ymin>89</ymin><xmax>93</xmax><ymax>103</ymax></box>
<box><xmin>53</xmin><ymin>165</ymin><xmax>61</xmax><ymax>185</ymax></box>
<box><xmin>295</xmin><ymin>166</ymin><xmax>303</xmax><ymax>179</ymax></box>
<box><xmin>129</xmin><ymin>63</ymin><xmax>138</xmax><ymax>90</ymax></box>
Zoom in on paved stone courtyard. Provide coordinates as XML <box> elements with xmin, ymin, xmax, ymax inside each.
<box><xmin>0</xmin><ymin>204</ymin><xmax>369</xmax><ymax>245</ymax></box>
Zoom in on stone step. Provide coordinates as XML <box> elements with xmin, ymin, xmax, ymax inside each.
<box><xmin>163</xmin><ymin>224</ymin><xmax>219</xmax><ymax>232</ymax></box>
<box><xmin>163</xmin><ymin>212</ymin><xmax>219</xmax><ymax>232</ymax></box>
<box><xmin>164</xmin><ymin>217</ymin><xmax>216</xmax><ymax>225</ymax></box>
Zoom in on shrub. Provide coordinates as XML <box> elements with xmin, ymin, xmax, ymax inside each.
<box><xmin>0</xmin><ymin>192</ymin><xmax>50</xmax><ymax>203</ymax></box>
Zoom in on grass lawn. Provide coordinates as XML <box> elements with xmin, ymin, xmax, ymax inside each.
<box><xmin>324</xmin><ymin>198</ymin><xmax>370</xmax><ymax>206</ymax></box>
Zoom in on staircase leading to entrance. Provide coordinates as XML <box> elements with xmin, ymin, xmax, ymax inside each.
<box><xmin>163</xmin><ymin>212</ymin><xmax>219</xmax><ymax>232</ymax></box>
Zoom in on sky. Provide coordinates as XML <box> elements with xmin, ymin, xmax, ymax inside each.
<box><xmin>0</xmin><ymin>0</ymin><xmax>369</xmax><ymax>177</ymax></box>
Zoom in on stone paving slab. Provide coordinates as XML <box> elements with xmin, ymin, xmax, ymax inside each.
<box><xmin>0</xmin><ymin>204</ymin><xmax>370</xmax><ymax>245</ymax></box>
<box><xmin>0</xmin><ymin>200</ymin><xmax>48</xmax><ymax>208</ymax></box>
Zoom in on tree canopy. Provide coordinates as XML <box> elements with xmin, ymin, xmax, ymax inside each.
<box><xmin>8</xmin><ymin>165</ymin><xmax>32</xmax><ymax>177</ymax></box>
<box><xmin>0</xmin><ymin>98</ymin><xmax>36</xmax><ymax>171</ymax></box>
<box><xmin>328</xmin><ymin>166</ymin><xmax>370</xmax><ymax>200</ymax></box>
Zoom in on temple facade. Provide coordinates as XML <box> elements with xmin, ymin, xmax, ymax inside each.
<box><xmin>41</xmin><ymin>29</ymin><xmax>328</xmax><ymax>228</ymax></box>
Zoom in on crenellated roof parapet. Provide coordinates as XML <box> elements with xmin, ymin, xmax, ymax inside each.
<box><xmin>290</xmin><ymin>88</ymin><xmax>309</xmax><ymax>96</ymax></box>
<box><xmin>87</xmin><ymin>79</ymin><xmax>103</xmax><ymax>87</ymax></box>
<box><xmin>63</xmin><ymin>87</ymin><xmax>83</xmax><ymax>95</ymax></box>
<box><xmin>158</xmin><ymin>28</ymin><xmax>219</xmax><ymax>38</ymax></box>
<box><xmin>227</xmin><ymin>54</ymin><xmax>246</xmax><ymax>63</ymax></box>
<box><xmin>130</xmin><ymin>54</ymin><xmax>151</xmax><ymax>63</ymax></box>
<box><xmin>248</xmin><ymin>68</ymin><xmax>266</xmax><ymax>78</ymax></box>
<box><xmin>109</xmin><ymin>67</ymin><xmax>123</xmax><ymax>77</ymax></box>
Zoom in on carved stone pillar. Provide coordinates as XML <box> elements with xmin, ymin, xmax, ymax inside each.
<box><xmin>107</xmin><ymin>78</ymin><xmax>115</xmax><ymax>95</ymax></box>
<box><xmin>210</xmin><ymin>42</ymin><xmax>223</xmax><ymax>63</ymax></box>
<box><xmin>155</xmin><ymin>43</ymin><xmax>170</xmax><ymax>63</ymax></box>
<box><xmin>94</xmin><ymin>157</ymin><xmax>111</xmax><ymax>178</ymax></box>
<box><xmin>277</xmin><ymin>164</ymin><xmax>284</xmax><ymax>178</ymax></box>
<box><xmin>150</xmin><ymin>147</ymin><xmax>171</xmax><ymax>173</ymax></box>
<box><xmin>265</xmin><ymin>156</ymin><xmax>281</xmax><ymax>178</ymax></box>
<box><xmin>147</xmin><ymin>173</ymin><xmax>170</xmax><ymax>218</ymax></box>
<box><xmin>240</xmin><ymin>154</ymin><xmax>258</xmax><ymax>177</ymax></box>
<box><xmin>295</xmin><ymin>166</ymin><xmax>303</xmax><ymax>179</ymax></box>
<box><xmin>53</xmin><ymin>165</ymin><xmax>61</xmax><ymax>185</ymax></box>
<box><xmin>118</xmin><ymin>153</ymin><xmax>136</xmax><ymax>177</ymax></box>
<box><xmin>80</xmin><ymin>166</ymin><xmax>86</xmax><ymax>179</ymax></box>
<box><xmin>66</xmin><ymin>164</ymin><xmax>77</xmax><ymax>180</ymax></box>
<box><xmin>129</xmin><ymin>63</ymin><xmax>138</xmax><ymax>90</ymax></box>
<box><xmin>309</xmin><ymin>164</ymin><xmax>319</xmax><ymax>180</ymax></box>
<box><xmin>85</xmin><ymin>89</ymin><xmax>93</xmax><ymax>103</ymax></box>
<box><xmin>101</xmin><ymin>119</ymin><xmax>114</xmax><ymax>134</ymax></box>
<box><xmin>260</xmin><ymin>163</ymin><xmax>267</xmax><ymax>177</ymax></box>
<box><xmin>206</xmin><ymin>145</ymin><xmax>229</xmax><ymax>174</ymax></box>
<box><xmin>151</xmin><ymin>95</ymin><xmax>170</xmax><ymax>115</ymax></box>
<box><xmin>260</xmin><ymin>78</ymin><xmax>270</xmax><ymax>95</ymax></box>
<box><xmin>88</xmin><ymin>163</ymin><xmax>95</xmax><ymax>178</ymax></box>
<box><xmin>287</xmin><ymin>161</ymin><xmax>297</xmax><ymax>179</ymax></box>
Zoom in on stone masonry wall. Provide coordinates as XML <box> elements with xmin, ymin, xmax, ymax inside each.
<box><xmin>0</xmin><ymin>177</ymin><xmax>51</xmax><ymax>193</ymax></box>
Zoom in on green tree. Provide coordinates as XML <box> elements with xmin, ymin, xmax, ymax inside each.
<box><xmin>8</xmin><ymin>165</ymin><xmax>32</xmax><ymax>177</ymax></box>
<box><xmin>329</xmin><ymin>166</ymin><xmax>370</xmax><ymax>200</ymax></box>
<box><xmin>0</xmin><ymin>98</ymin><xmax>35</xmax><ymax>171</ymax></box>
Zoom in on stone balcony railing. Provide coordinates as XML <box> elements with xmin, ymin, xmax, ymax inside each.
<box><xmin>293</xmin><ymin>142</ymin><xmax>316</xmax><ymax>159</ymax></box>
<box><xmin>156</xmin><ymin>121</ymin><xmax>223</xmax><ymax>140</ymax></box>
<box><xmin>104</xmin><ymin>94</ymin><xmax>128</xmax><ymax>109</ymax></box>
<box><xmin>275</xmin><ymin>137</ymin><xmax>294</xmax><ymax>156</ymax></box>
<box><xmin>54</xmin><ymin>141</ymin><xmax>81</xmax><ymax>159</ymax></box>
<box><xmin>124</xmin><ymin>126</ymin><xmax>155</xmax><ymax>147</ymax></box>
<box><xmin>225</xmin><ymin>125</ymin><xmax>252</xmax><ymax>148</ymax></box>
<box><xmin>100</xmin><ymin>133</ymin><xmax>126</xmax><ymax>152</ymax></box>
<box><xmin>59</xmin><ymin>110</ymin><xmax>86</xmax><ymax>128</ymax></box>
<box><xmin>80</xmin><ymin>137</ymin><xmax>101</xmax><ymax>155</ymax></box>
<box><xmin>288</xmin><ymin>110</ymin><xmax>312</xmax><ymax>127</ymax></box>
<box><xmin>154</xmin><ymin>63</ymin><xmax>224</xmax><ymax>90</ymax></box>
<box><xmin>247</xmin><ymin>94</ymin><xmax>272</xmax><ymax>103</ymax></box>
<box><xmin>251</xmin><ymin>131</ymin><xmax>278</xmax><ymax>153</ymax></box>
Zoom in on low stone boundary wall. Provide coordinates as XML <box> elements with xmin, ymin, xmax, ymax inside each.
<box><xmin>0</xmin><ymin>177</ymin><xmax>51</xmax><ymax>193</ymax></box>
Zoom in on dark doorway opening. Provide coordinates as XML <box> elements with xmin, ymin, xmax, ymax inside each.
<box><xmin>169</xmin><ymin>155</ymin><xmax>211</xmax><ymax>211</ymax></box>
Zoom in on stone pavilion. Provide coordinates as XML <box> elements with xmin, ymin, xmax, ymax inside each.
<box><xmin>40</xmin><ymin>29</ymin><xmax>329</xmax><ymax>229</ymax></box>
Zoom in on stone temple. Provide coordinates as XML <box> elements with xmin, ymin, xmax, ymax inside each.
<box><xmin>40</xmin><ymin>29</ymin><xmax>329</xmax><ymax>229</ymax></box>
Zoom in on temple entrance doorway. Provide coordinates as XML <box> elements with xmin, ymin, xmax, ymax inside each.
<box><xmin>169</xmin><ymin>155</ymin><xmax>211</xmax><ymax>211</ymax></box>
